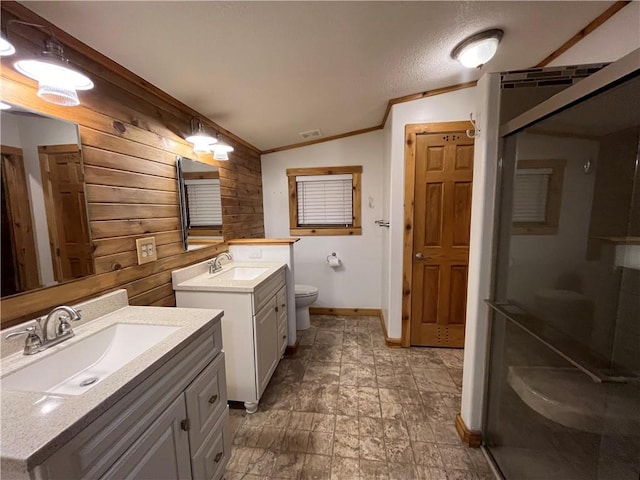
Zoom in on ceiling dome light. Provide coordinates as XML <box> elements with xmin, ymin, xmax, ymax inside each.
<box><xmin>14</xmin><ymin>39</ymin><xmax>94</xmax><ymax>106</ymax></box>
<box><xmin>186</xmin><ymin>118</ymin><xmax>217</xmax><ymax>153</ymax></box>
<box><xmin>212</xmin><ymin>133</ymin><xmax>233</xmax><ymax>161</ymax></box>
<box><xmin>0</xmin><ymin>34</ymin><xmax>15</xmax><ymax>56</ymax></box>
<box><xmin>452</xmin><ymin>29</ymin><xmax>503</xmax><ymax>69</ymax></box>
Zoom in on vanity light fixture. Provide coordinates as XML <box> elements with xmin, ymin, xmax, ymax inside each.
<box><xmin>0</xmin><ymin>33</ymin><xmax>15</xmax><ymax>56</ymax></box>
<box><xmin>186</xmin><ymin>118</ymin><xmax>218</xmax><ymax>153</ymax></box>
<box><xmin>451</xmin><ymin>29</ymin><xmax>503</xmax><ymax>69</ymax></box>
<box><xmin>211</xmin><ymin>133</ymin><xmax>234</xmax><ymax>161</ymax></box>
<box><xmin>14</xmin><ymin>37</ymin><xmax>94</xmax><ymax>106</ymax></box>
<box><xmin>0</xmin><ymin>101</ymin><xmax>11</xmax><ymax>110</ymax></box>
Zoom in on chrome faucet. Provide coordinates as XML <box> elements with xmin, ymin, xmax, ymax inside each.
<box><xmin>209</xmin><ymin>252</ymin><xmax>232</xmax><ymax>274</ymax></box>
<box><xmin>5</xmin><ymin>305</ymin><xmax>82</xmax><ymax>355</ymax></box>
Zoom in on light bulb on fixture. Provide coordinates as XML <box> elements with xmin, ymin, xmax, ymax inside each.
<box><xmin>0</xmin><ymin>33</ymin><xmax>15</xmax><ymax>56</ymax></box>
<box><xmin>452</xmin><ymin>29</ymin><xmax>503</xmax><ymax>69</ymax></box>
<box><xmin>14</xmin><ymin>38</ymin><xmax>94</xmax><ymax>106</ymax></box>
<box><xmin>212</xmin><ymin>133</ymin><xmax>233</xmax><ymax>161</ymax></box>
<box><xmin>0</xmin><ymin>101</ymin><xmax>12</xmax><ymax>110</ymax></box>
<box><xmin>186</xmin><ymin>118</ymin><xmax>217</xmax><ymax>153</ymax></box>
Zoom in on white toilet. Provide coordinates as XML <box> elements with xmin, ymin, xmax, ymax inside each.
<box><xmin>294</xmin><ymin>284</ymin><xmax>318</xmax><ymax>330</ymax></box>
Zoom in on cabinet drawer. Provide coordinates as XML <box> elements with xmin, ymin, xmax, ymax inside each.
<box><xmin>185</xmin><ymin>352</ymin><xmax>227</xmax><ymax>453</ymax></box>
<box><xmin>191</xmin><ymin>407</ymin><xmax>231</xmax><ymax>480</ymax></box>
<box><xmin>253</xmin><ymin>268</ymin><xmax>284</xmax><ymax>314</ymax></box>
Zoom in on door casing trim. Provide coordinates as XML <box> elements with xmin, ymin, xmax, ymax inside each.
<box><xmin>402</xmin><ymin>121</ymin><xmax>473</xmax><ymax>347</ymax></box>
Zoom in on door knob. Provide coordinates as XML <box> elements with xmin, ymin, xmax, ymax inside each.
<box><xmin>415</xmin><ymin>253</ymin><xmax>424</xmax><ymax>259</ymax></box>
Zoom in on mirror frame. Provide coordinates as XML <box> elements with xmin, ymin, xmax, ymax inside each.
<box><xmin>176</xmin><ymin>155</ymin><xmax>189</xmax><ymax>251</ymax></box>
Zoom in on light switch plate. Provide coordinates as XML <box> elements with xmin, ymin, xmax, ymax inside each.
<box><xmin>136</xmin><ymin>236</ymin><xmax>157</xmax><ymax>265</ymax></box>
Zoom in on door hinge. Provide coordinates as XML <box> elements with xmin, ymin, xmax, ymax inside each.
<box><xmin>180</xmin><ymin>418</ymin><xmax>190</xmax><ymax>431</ymax></box>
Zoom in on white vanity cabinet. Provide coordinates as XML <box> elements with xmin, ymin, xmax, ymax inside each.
<box><xmin>33</xmin><ymin>319</ymin><xmax>231</xmax><ymax>480</ymax></box>
<box><xmin>174</xmin><ymin>265</ymin><xmax>287</xmax><ymax>413</ymax></box>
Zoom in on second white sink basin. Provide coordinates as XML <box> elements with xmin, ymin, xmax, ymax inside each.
<box><xmin>212</xmin><ymin>266</ymin><xmax>269</xmax><ymax>281</ymax></box>
<box><xmin>2</xmin><ymin>323</ymin><xmax>178</xmax><ymax>396</ymax></box>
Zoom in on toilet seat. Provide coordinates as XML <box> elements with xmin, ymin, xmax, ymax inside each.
<box><xmin>295</xmin><ymin>284</ymin><xmax>318</xmax><ymax>298</ymax></box>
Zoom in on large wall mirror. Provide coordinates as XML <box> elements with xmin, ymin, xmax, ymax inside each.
<box><xmin>176</xmin><ymin>156</ymin><xmax>223</xmax><ymax>251</ymax></box>
<box><xmin>1</xmin><ymin>104</ymin><xmax>93</xmax><ymax>298</ymax></box>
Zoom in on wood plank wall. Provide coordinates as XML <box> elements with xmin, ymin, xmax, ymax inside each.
<box><xmin>0</xmin><ymin>3</ymin><xmax>265</xmax><ymax>327</ymax></box>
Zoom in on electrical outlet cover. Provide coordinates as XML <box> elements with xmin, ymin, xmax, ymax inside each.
<box><xmin>136</xmin><ymin>237</ymin><xmax>157</xmax><ymax>265</ymax></box>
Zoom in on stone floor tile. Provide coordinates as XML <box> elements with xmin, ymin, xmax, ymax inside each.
<box><xmin>358</xmin><ymin>416</ymin><xmax>383</xmax><ymax>437</ymax></box>
<box><xmin>359</xmin><ymin>436</ymin><xmax>387</xmax><ymax>461</ymax></box>
<box><xmin>335</xmin><ymin>414</ymin><xmax>357</xmax><ymax>434</ymax></box>
<box><xmin>333</xmin><ymin>433</ymin><xmax>359</xmax><ymax>458</ymax></box>
<box><xmin>272</xmin><ymin>451</ymin><xmax>306</xmax><ymax>479</ymax></box>
<box><xmin>331</xmin><ymin>456</ymin><xmax>360</xmax><ymax>480</ymax></box>
<box><xmin>359</xmin><ymin>459</ymin><xmax>390</xmax><ymax>479</ymax></box>
<box><xmin>308</xmin><ymin>432</ymin><xmax>334</xmax><ymax>456</ymax></box>
<box><xmin>247</xmin><ymin>447</ymin><xmax>277</xmax><ymax>477</ymax></box>
<box><xmin>311</xmin><ymin>413</ymin><xmax>336</xmax><ymax>433</ymax></box>
<box><xmin>256</xmin><ymin>427</ymin><xmax>287</xmax><ymax>451</ymax></box>
<box><xmin>384</xmin><ymin>438</ymin><xmax>414</xmax><ymax>464</ymax></box>
<box><xmin>436</xmin><ymin>445</ymin><xmax>475</xmax><ymax>472</ymax></box>
<box><xmin>315</xmin><ymin>330</ymin><xmax>344</xmax><ymax>346</ymax></box>
<box><xmin>380</xmin><ymin>401</ymin><xmax>404</xmax><ymax>420</ymax></box>
<box><xmin>300</xmin><ymin>453</ymin><xmax>332</xmax><ymax>480</ymax></box>
<box><xmin>227</xmin><ymin>446</ymin><xmax>256</xmax><ymax>473</ymax></box>
<box><xmin>233</xmin><ymin>424</ymin><xmax>263</xmax><ymax>447</ymax></box>
<box><xmin>411</xmin><ymin>441</ymin><xmax>443</xmax><ymax>468</ymax></box>
<box><xmin>388</xmin><ymin>462</ymin><xmax>420</xmax><ymax>480</ymax></box>
<box><xmin>288</xmin><ymin>411</ymin><xmax>315</xmax><ymax>430</ymax></box>
<box><xmin>383</xmin><ymin>417</ymin><xmax>409</xmax><ymax>440</ymax></box>
<box><xmin>303</xmin><ymin>362</ymin><xmax>341</xmax><ymax>385</ymax></box>
<box><xmin>283</xmin><ymin>429</ymin><xmax>310</xmax><ymax>453</ymax></box>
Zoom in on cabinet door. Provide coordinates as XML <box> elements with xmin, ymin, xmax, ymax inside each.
<box><xmin>101</xmin><ymin>395</ymin><xmax>191</xmax><ymax>480</ymax></box>
<box><xmin>255</xmin><ymin>298</ymin><xmax>279</xmax><ymax>397</ymax></box>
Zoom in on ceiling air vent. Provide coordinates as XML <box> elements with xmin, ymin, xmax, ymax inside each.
<box><xmin>299</xmin><ymin>129</ymin><xmax>322</xmax><ymax>140</ymax></box>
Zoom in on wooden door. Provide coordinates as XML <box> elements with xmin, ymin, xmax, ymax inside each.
<box><xmin>410</xmin><ymin>131</ymin><xmax>474</xmax><ymax>347</ymax></box>
<box><xmin>39</xmin><ymin>144</ymin><xmax>94</xmax><ymax>281</ymax></box>
<box><xmin>1</xmin><ymin>145</ymin><xmax>40</xmax><ymax>294</ymax></box>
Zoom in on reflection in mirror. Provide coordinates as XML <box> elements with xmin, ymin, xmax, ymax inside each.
<box><xmin>1</xmin><ymin>105</ymin><xmax>93</xmax><ymax>297</ymax></box>
<box><xmin>176</xmin><ymin>156</ymin><xmax>223</xmax><ymax>251</ymax></box>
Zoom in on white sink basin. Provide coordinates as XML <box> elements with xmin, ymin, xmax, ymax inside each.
<box><xmin>212</xmin><ymin>266</ymin><xmax>269</xmax><ymax>281</ymax></box>
<box><xmin>2</xmin><ymin>323</ymin><xmax>178</xmax><ymax>396</ymax></box>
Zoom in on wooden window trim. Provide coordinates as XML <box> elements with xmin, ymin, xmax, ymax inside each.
<box><xmin>286</xmin><ymin>165</ymin><xmax>362</xmax><ymax>236</ymax></box>
<box><xmin>512</xmin><ymin>159</ymin><xmax>565</xmax><ymax>235</ymax></box>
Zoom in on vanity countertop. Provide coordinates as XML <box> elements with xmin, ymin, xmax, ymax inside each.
<box><xmin>173</xmin><ymin>261</ymin><xmax>286</xmax><ymax>293</ymax></box>
<box><xmin>0</xmin><ymin>305</ymin><xmax>223</xmax><ymax>475</ymax></box>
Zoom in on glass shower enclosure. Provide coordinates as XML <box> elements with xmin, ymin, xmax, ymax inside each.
<box><xmin>483</xmin><ymin>69</ymin><xmax>640</xmax><ymax>479</ymax></box>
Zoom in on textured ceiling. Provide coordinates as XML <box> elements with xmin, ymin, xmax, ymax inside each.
<box><xmin>21</xmin><ymin>1</ymin><xmax>625</xmax><ymax>150</ymax></box>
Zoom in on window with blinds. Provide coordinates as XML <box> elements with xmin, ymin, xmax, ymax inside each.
<box><xmin>286</xmin><ymin>165</ymin><xmax>362</xmax><ymax>236</ymax></box>
<box><xmin>512</xmin><ymin>168</ymin><xmax>552</xmax><ymax>223</ymax></box>
<box><xmin>512</xmin><ymin>160</ymin><xmax>565</xmax><ymax>235</ymax></box>
<box><xmin>184</xmin><ymin>179</ymin><xmax>222</xmax><ymax>227</ymax></box>
<box><xmin>296</xmin><ymin>174</ymin><xmax>353</xmax><ymax>226</ymax></box>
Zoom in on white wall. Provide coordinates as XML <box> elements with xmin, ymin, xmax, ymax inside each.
<box><xmin>380</xmin><ymin>114</ymin><xmax>392</xmax><ymax>331</ymax></box>
<box><xmin>548</xmin><ymin>1</ymin><xmax>640</xmax><ymax>67</ymax></box>
<box><xmin>0</xmin><ymin>112</ymin><xmax>80</xmax><ymax>286</ymax></box>
<box><xmin>385</xmin><ymin>87</ymin><xmax>478</xmax><ymax>338</ymax></box>
<box><xmin>261</xmin><ymin>131</ymin><xmax>384</xmax><ymax>309</ymax></box>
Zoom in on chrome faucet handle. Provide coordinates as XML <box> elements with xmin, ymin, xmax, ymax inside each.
<box><xmin>6</xmin><ymin>327</ymin><xmax>43</xmax><ymax>355</ymax></box>
<box><xmin>56</xmin><ymin>314</ymin><xmax>73</xmax><ymax>336</ymax></box>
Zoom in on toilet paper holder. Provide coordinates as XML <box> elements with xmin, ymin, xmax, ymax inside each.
<box><xmin>326</xmin><ymin>252</ymin><xmax>341</xmax><ymax>268</ymax></box>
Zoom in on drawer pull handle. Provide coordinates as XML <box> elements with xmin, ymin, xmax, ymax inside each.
<box><xmin>180</xmin><ymin>419</ymin><xmax>190</xmax><ymax>431</ymax></box>
<box><xmin>282</xmin><ymin>335</ymin><xmax>286</xmax><ymax>339</ymax></box>
<box><xmin>281</xmin><ymin>303</ymin><xmax>286</xmax><ymax>308</ymax></box>
<box><xmin>208</xmin><ymin>394</ymin><xmax>218</xmax><ymax>404</ymax></box>
<box><xmin>214</xmin><ymin>452</ymin><xmax>223</xmax><ymax>463</ymax></box>
<box><xmin>275</xmin><ymin>306</ymin><xmax>279</xmax><ymax>312</ymax></box>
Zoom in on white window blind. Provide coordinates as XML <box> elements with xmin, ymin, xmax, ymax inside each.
<box><xmin>512</xmin><ymin>168</ymin><xmax>552</xmax><ymax>223</ymax></box>
<box><xmin>296</xmin><ymin>174</ymin><xmax>353</xmax><ymax>226</ymax></box>
<box><xmin>185</xmin><ymin>179</ymin><xmax>222</xmax><ymax>226</ymax></box>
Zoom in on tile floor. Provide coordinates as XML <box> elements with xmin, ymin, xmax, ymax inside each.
<box><xmin>225</xmin><ymin>315</ymin><xmax>494</xmax><ymax>480</ymax></box>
